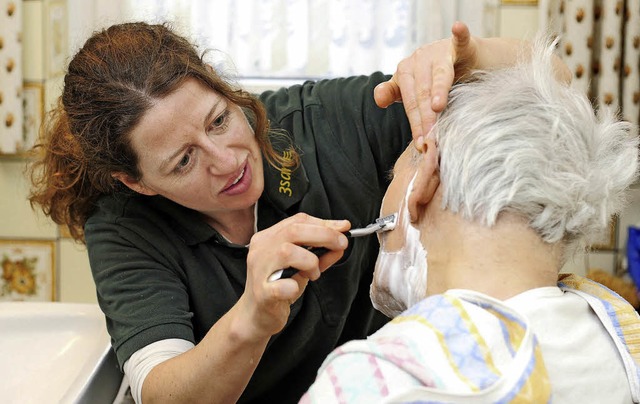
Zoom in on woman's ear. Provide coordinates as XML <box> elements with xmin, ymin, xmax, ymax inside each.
<box><xmin>111</xmin><ymin>172</ymin><xmax>158</xmax><ymax>196</ymax></box>
<box><xmin>408</xmin><ymin>138</ymin><xmax>440</xmax><ymax>222</ymax></box>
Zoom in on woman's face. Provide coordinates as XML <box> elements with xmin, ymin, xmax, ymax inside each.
<box><xmin>124</xmin><ymin>78</ymin><xmax>264</xmax><ymax>218</ymax></box>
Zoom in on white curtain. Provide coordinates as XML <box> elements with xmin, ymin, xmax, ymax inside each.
<box><xmin>67</xmin><ymin>0</ymin><xmax>499</xmax><ymax>79</ymax></box>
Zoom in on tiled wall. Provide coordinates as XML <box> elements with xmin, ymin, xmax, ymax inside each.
<box><xmin>0</xmin><ymin>1</ymin><xmax>638</xmax><ymax>304</ymax></box>
<box><xmin>0</xmin><ymin>0</ymin><xmax>93</xmax><ymax>303</ymax></box>
<box><xmin>0</xmin><ymin>0</ymin><xmax>23</xmax><ymax>154</ymax></box>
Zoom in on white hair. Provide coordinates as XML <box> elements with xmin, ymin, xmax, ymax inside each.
<box><xmin>434</xmin><ymin>35</ymin><xmax>639</xmax><ymax>256</ymax></box>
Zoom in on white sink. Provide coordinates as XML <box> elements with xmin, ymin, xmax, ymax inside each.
<box><xmin>0</xmin><ymin>302</ymin><xmax>123</xmax><ymax>404</ymax></box>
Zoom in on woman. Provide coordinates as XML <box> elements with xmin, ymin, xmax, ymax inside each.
<box><xmin>28</xmin><ymin>21</ymin><xmax>564</xmax><ymax>403</ymax></box>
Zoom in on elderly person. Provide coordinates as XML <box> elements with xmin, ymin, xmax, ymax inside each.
<box><xmin>302</xmin><ymin>37</ymin><xmax>640</xmax><ymax>403</ymax></box>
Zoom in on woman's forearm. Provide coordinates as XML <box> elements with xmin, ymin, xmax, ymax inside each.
<box><xmin>141</xmin><ymin>303</ymin><xmax>270</xmax><ymax>404</ymax></box>
<box><xmin>473</xmin><ymin>36</ymin><xmax>572</xmax><ymax>83</ymax></box>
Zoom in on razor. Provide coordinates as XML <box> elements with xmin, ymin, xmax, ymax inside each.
<box><xmin>268</xmin><ymin>213</ymin><xmax>398</xmax><ymax>282</ymax></box>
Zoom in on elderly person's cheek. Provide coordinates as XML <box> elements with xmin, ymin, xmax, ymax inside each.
<box><xmin>370</xmin><ymin>234</ymin><xmax>411</xmax><ymax>318</ymax></box>
<box><xmin>370</xmin><ymin>227</ymin><xmax>428</xmax><ymax>318</ymax></box>
<box><xmin>370</xmin><ymin>174</ymin><xmax>428</xmax><ymax>318</ymax></box>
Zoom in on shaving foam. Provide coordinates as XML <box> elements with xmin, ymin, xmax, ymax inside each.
<box><xmin>370</xmin><ymin>173</ymin><xmax>428</xmax><ymax>318</ymax></box>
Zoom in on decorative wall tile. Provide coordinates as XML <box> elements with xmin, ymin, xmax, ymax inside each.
<box><xmin>0</xmin><ymin>239</ymin><xmax>55</xmax><ymax>301</ymax></box>
<box><xmin>22</xmin><ymin>0</ymin><xmax>45</xmax><ymax>82</ymax></box>
<box><xmin>0</xmin><ymin>159</ymin><xmax>58</xmax><ymax>239</ymax></box>
<box><xmin>59</xmin><ymin>239</ymin><xmax>95</xmax><ymax>303</ymax></box>
<box><xmin>0</xmin><ymin>0</ymin><xmax>23</xmax><ymax>154</ymax></box>
<box><xmin>45</xmin><ymin>0</ymin><xmax>67</xmax><ymax>79</ymax></box>
<box><xmin>22</xmin><ymin>81</ymin><xmax>44</xmax><ymax>152</ymax></box>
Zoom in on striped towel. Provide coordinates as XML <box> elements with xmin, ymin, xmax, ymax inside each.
<box><xmin>301</xmin><ymin>274</ymin><xmax>640</xmax><ymax>403</ymax></box>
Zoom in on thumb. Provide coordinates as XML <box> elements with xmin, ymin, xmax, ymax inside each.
<box><xmin>374</xmin><ymin>80</ymin><xmax>401</xmax><ymax>108</ymax></box>
<box><xmin>451</xmin><ymin>21</ymin><xmax>471</xmax><ymax>53</ymax></box>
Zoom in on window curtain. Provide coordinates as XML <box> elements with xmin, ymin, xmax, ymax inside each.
<box><xmin>69</xmin><ymin>0</ymin><xmax>499</xmax><ymax>79</ymax></box>
<box><xmin>190</xmin><ymin>0</ymin><xmax>500</xmax><ymax>77</ymax></box>
<box><xmin>540</xmin><ymin>0</ymin><xmax>640</xmax><ymax>126</ymax></box>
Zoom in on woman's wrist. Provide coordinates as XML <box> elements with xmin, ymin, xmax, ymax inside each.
<box><xmin>228</xmin><ymin>296</ymin><xmax>282</xmax><ymax>345</ymax></box>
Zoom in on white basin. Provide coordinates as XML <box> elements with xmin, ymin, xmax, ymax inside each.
<box><xmin>0</xmin><ymin>302</ymin><xmax>123</xmax><ymax>404</ymax></box>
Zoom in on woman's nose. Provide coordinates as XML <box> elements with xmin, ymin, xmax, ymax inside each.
<box><xmin>202</xmin><ymin>141</ymin><xmax>236</xmax><ymax>175</ymax></box>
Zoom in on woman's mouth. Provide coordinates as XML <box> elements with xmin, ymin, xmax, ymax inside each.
<box><xmin>232</xmin><ymin>168</ymin><xmax>245</xmax><ymax>185</ymax></box>
<box><xmin>221</xmin><ymin>161</ymin><xmax>252</xmax><ymax>195</ymax></box>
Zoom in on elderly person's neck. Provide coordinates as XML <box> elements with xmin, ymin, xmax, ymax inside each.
<box><xmin>422</xmin><ymin>204</ymin><xmax>563</xmax><ymax>301</ymax></box>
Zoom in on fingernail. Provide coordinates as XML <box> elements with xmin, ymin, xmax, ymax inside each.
<box><xmin>415</xmin><ymin>136</ymin><xmax>424</xmax><ymax>150</ymax></box>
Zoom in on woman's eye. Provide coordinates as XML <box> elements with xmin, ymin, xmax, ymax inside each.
<box><xmin>175</xmin><ymin>151</ymin><xmax>193</xmax><ymax>173</ymax></box>
<box><xmin>208</xmin><ymin>110</ymin><xmax>229</xmax><ymax>132</ymax></box>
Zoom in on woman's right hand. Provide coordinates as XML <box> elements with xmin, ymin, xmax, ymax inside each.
<box><xmin>237</xmin><ymin>213</ymin><xmax>350</xmax><ymax>339</ymax></box>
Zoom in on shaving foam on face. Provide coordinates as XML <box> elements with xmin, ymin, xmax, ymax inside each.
<box><xmin>370</xmin><ymin>173</ymin><xmax>428</xmax><ymax>318</ymax></box>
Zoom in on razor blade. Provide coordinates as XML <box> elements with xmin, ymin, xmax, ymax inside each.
<box><xmin>347</xmin><ymin>213</ymin><xmax>398</xmax><ymax>237</ymax></box>
<box><xmin>268</xmin><ymin>213</ymin><xmax>398</xmax><ymax>282</ymax></box>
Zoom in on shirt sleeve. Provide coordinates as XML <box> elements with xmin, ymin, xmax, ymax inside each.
<box><xmin>86</xmin><ymin>201</ymin><xmax>196</xmax><ymax>369</ymax></box>
<box><xmin>123</xmin><ymin>338</ymin><xmax>194</xmax><ymax>404</ymax></box>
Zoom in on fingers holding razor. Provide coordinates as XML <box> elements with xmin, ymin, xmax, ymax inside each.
<box><xmin>248</xmin><ymin>214</ymin><xmax>350</xmax><ymax>288</ymax></box>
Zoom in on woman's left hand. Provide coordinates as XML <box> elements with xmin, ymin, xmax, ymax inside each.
<box><xmin>374</xmin><ymin>21</ymin><xmax>477</xmax><ymax>148</ymax></box>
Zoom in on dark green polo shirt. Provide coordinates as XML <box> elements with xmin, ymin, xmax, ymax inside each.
<box><xmin>85</xmin><ymin>72</ymin><xmax>412</xmax><ymax>403</ymax></box>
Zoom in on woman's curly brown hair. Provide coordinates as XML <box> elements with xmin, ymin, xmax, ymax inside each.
<box><xmin>28</xmin><ymin>22</ymin><xmax>296</xmax><ymax>243</ymax></box>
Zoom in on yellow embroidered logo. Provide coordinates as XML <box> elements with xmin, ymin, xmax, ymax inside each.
<box><xmin>278</xmin><ymin>150</ymin><xmax>294</xmax><ymax>197</ymax></box>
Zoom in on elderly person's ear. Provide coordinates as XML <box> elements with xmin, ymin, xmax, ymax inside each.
<box><xmin>408</xmin><ymin>138</ymin><xmax>439</xmax><ymax>223</ymax></box>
